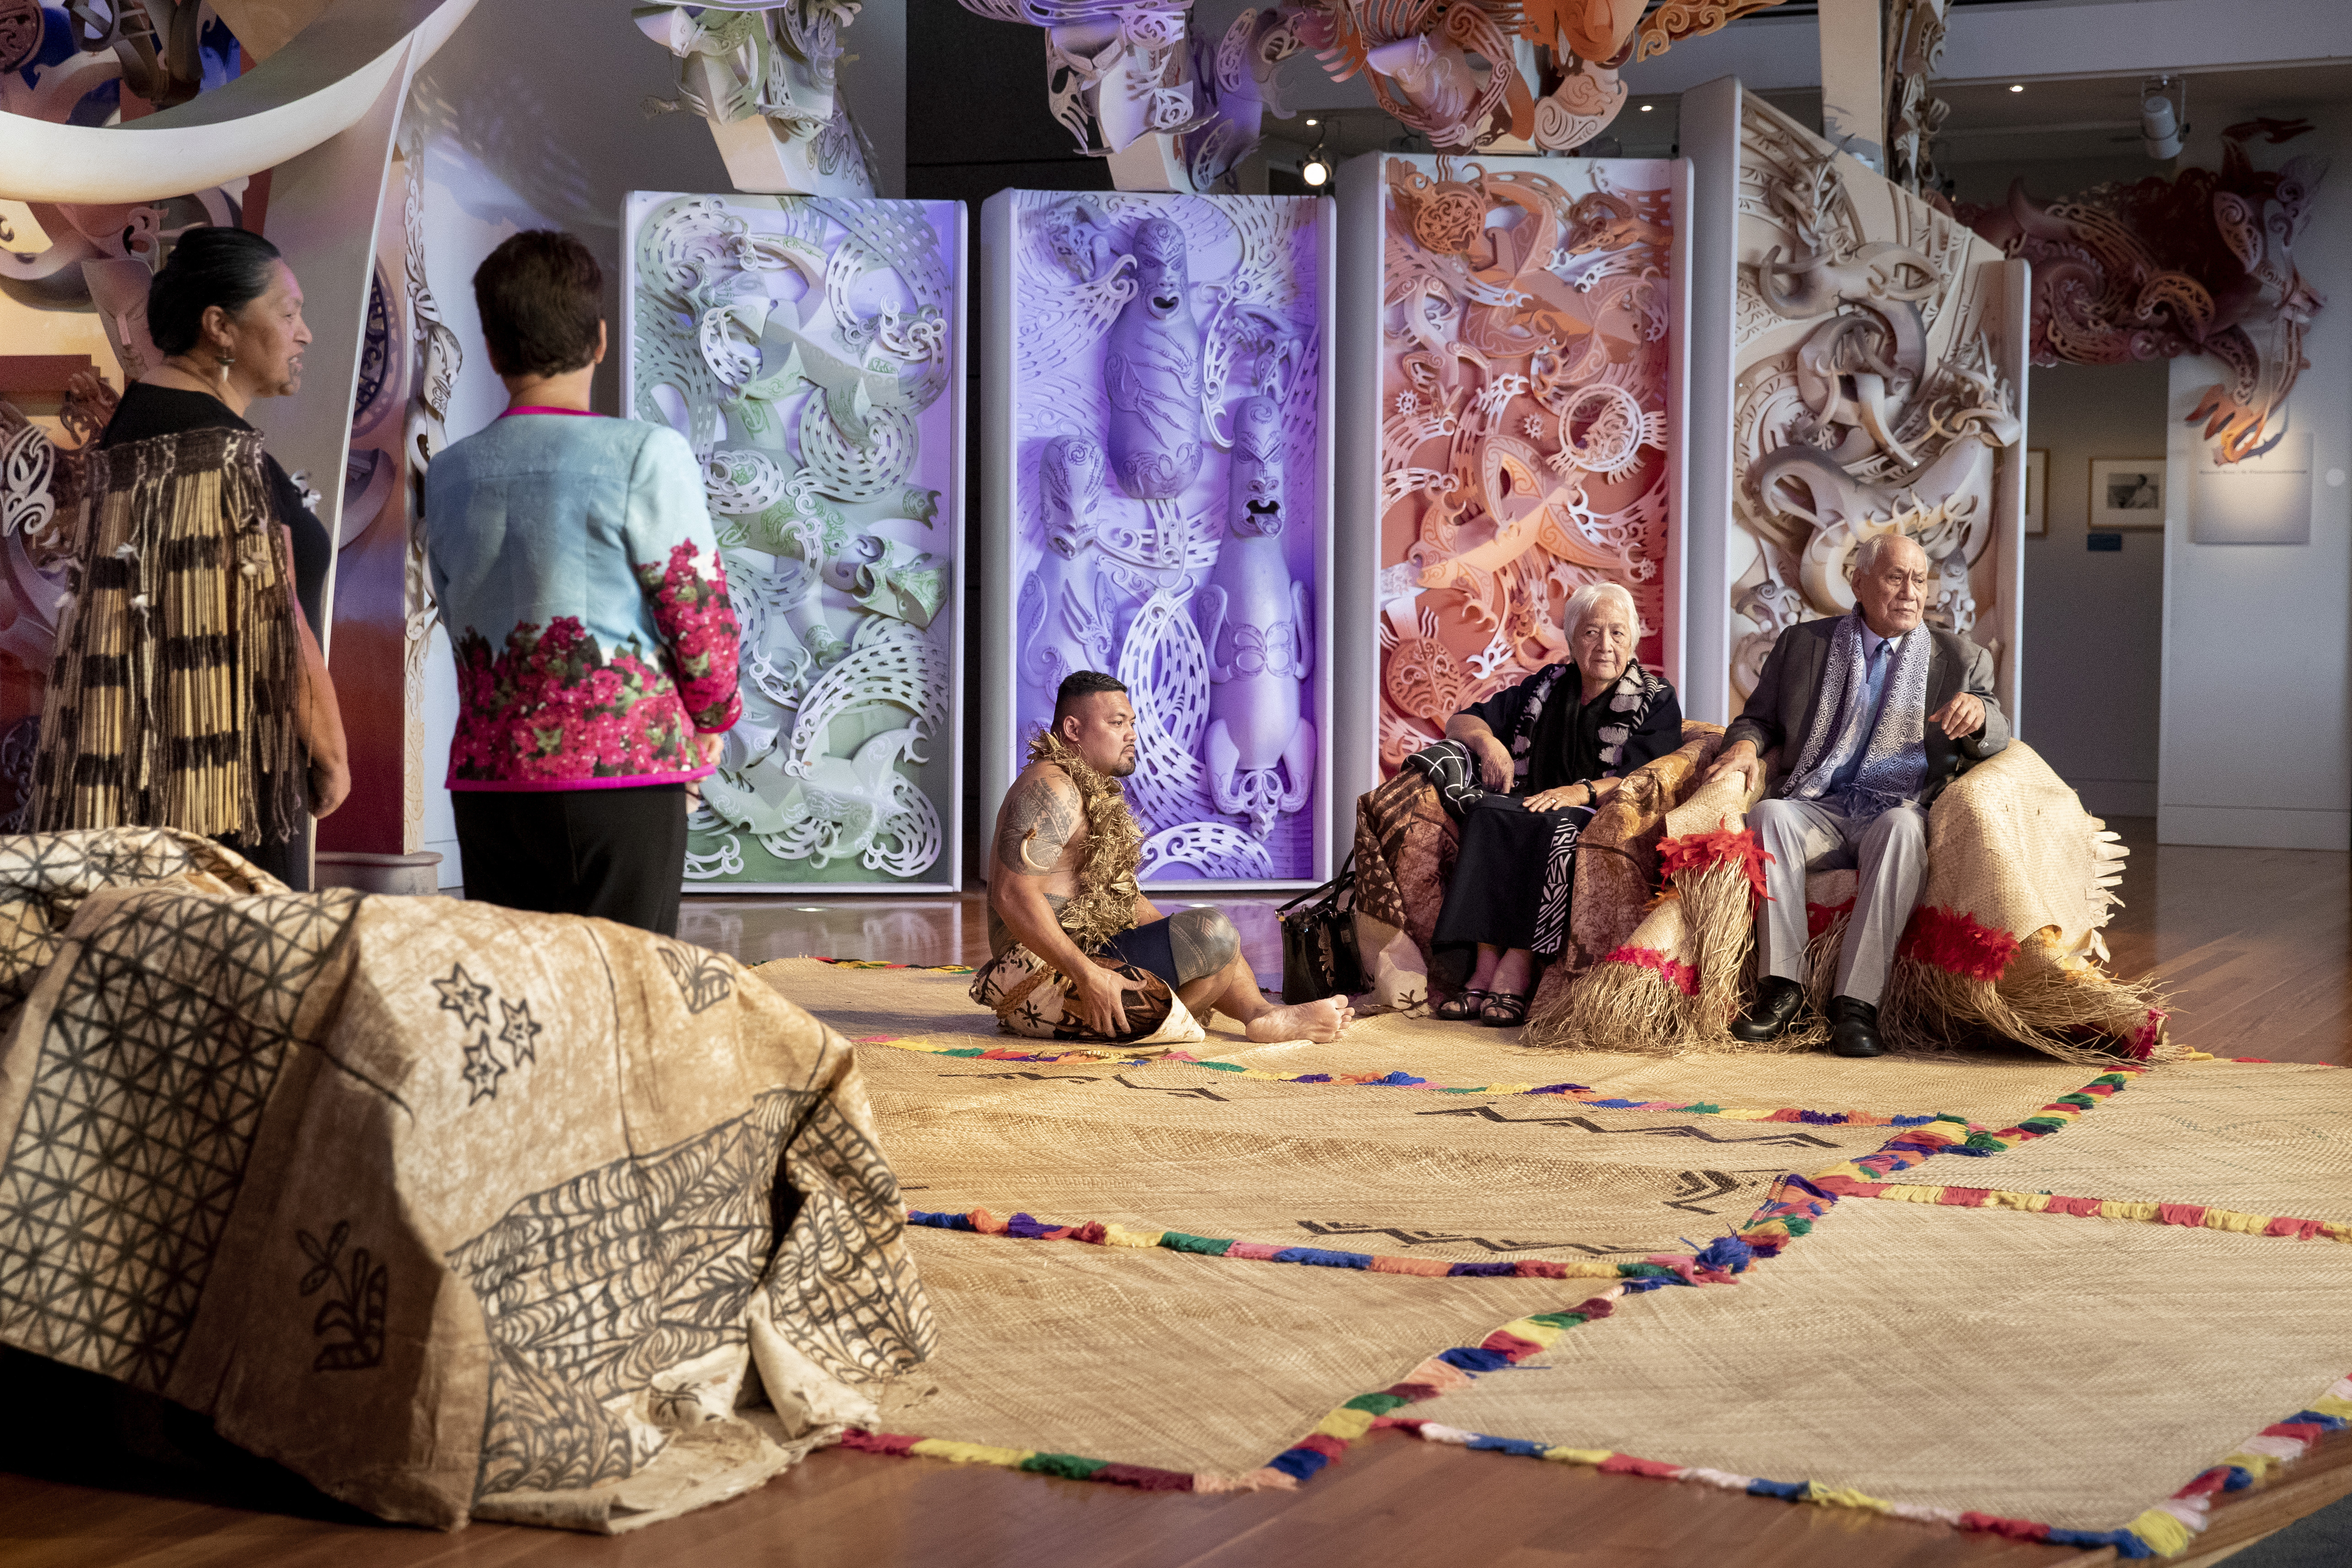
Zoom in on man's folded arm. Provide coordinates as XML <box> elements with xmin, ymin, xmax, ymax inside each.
<box><xmin>1961</xmin><ymin>640</ymin><xmax>2010</xmax><ymax>758</ymax></box>
<box><xmin>1722</xmin><ymin>629</ymin><xmax>1792</xmax><ymax>757</ymax></box>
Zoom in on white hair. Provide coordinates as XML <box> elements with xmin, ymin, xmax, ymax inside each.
<box><xmin>1561</xmin><ymin>581</ymin><xmax>1638</xmax><ymax>651</ymax></box>
<box><xmin>1852</xmin><ymin>530</ymin><xmax>1927</xmax><ymax>578</ymax></box>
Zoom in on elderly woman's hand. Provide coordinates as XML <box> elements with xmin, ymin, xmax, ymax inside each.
<box><xmin>1524</xmin><ymin>781</ymin><xmax>1594</xmax><ymax>812</ymax></box>
<box><xmin>1471</xmin><ymin>733</ymin><xmax>1514</xmax><ymax>790</ymax></box>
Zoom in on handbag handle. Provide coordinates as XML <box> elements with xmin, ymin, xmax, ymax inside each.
<box><xmin>1277</xmin><ymin>850</ymin><xmax>1355</xmax><ymax>917</ymax></box>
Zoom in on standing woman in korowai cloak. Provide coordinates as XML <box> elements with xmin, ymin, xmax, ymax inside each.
<box><xmin>1422</xmin><ymin>582</ymin><xmax>1681</xmax><ymax>1028</ymax></box>
<box><xmin>31</xmin><ymin>227</ymin><xmax>350</xmax><ymax>887</ymax></box>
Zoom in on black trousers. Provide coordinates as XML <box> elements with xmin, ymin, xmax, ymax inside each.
<box><xmin>453</xmin><ymin>784</ymin><xmax>688</xmax><ymax>936</ymax></box>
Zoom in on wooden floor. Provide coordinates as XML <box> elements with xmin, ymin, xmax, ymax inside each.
<box><xmin>5</xmin><ymin>819</ymin><xmax>2347</xmax><ymax>1566</ymax></box>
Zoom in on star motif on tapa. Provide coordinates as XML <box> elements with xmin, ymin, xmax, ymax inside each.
<box><xmin>499</xmin><ymin>998</ymin><xmax>542</xmax><ymax>1066</ymax></box>
<box><xmin>462</xmin><ymin>1033</ymin><xmax>506</xmax><ymax>1105</ymax></box>
<box><xmin>434</xmin><ymin>963</ymin><xmax>493</xmax><ymax>1029</ymax></box>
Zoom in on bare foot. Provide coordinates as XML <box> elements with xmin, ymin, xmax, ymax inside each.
<box><xmin>1247</xmin><ymin>996</ymin><xmax>1354</xmax><ymax>1044</ymax></box>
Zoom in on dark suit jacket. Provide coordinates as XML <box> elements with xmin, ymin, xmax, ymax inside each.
<box><xmin>1724</xmin><ymin>617</ymin><xmax>2009</xmax><ymax>806</ymax></box>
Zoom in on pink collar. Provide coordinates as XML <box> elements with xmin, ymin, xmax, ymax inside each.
<box><xmin>500</xmin><ymin>404</ymin><xmax>602</xmax><ymax>418</ymax></box>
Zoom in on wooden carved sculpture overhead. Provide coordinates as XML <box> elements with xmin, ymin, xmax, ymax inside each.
<box><xmin>1376</xmin><ymin>156</ymin><xmax>1677</xmax><ymax>774</ymax></box>
<box><xmin>948</xmin><ymin>0</ymin><xmax>1788</xmax><ymax>192</ymax></box>
<box><xmin>1299</xmin><ymin>0</ymin><xmax>1790</xmax><ymax>157</ymax></box>
<box><xmin>1962</xmin><ymin>120</ymin><xmax>2328</xmax><ymax>465</ymax></box>
<box><xmin>1729</xmin><ymin>97</ymin><xmax>2018</xmax><ymax>708</ymax></box>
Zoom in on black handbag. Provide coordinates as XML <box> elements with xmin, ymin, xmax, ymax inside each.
<box><xmin>1277</xmin><ymin>852</ymin><xmax>1364</xmax><ymax>1004</ymax></box>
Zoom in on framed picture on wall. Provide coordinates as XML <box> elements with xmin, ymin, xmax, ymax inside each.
<box><xmin>2090</xmin><ymin>458</ymin><xmax>2166</xmax><ymax>530</ymax></box>
<box><xmin>2024</xmin><ymin>448</ymin><xmax>2047</xmax><ymax>536</ymax></box>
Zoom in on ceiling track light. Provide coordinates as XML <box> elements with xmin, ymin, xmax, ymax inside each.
<box><xmin>2140</xmin><ymin>73</ymin><xmax>2185</xmax><ymax>159</ymax></box>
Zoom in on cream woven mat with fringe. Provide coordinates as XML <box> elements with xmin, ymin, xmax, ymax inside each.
<box><xmin>1933</xmin><ymin>1059</ymin><xmax>2352</xmax><ymax>1219</ymax></box>
<box><xmin>876</xmin><ymin>1228</ymin><xmax>1578</xmax><ymax>1477</ymax></box>
<box><xmin>753</xmin><ymin>958</ymin><xmax>2104</xmax><ymax>1130</ymax></box>
<box><xmin>855</xmin><ymin>1036</ymin><xmax>1890</xmax><ymax>1263</ymax></box>
<box><xmin>1403</xmin><ymin>1196</ymin><xmax>2352</xmax><ymax>1532</ymax></box>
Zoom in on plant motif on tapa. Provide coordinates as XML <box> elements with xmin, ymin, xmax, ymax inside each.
<box><xmin>296</xmin><ymin>1221</ymin><xmax>389</xmax><ymax>1373</ymax></box>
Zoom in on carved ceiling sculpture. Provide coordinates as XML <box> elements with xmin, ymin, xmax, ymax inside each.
<box><xmin>636</xmin><ymin>0</ymin><xmax>876</xmax><ymax>196</ymax></box>
<box><xmin>0</xmin><ymin>5</ymin><xmax>253</xmax><ymax>374</ymax></box>
<box><xmin>624</xmin><ymin>192</ymin><xmax>963</xmax><ymax>889</ymax></box>
<box><xmin>998</xmin><ymin>191</ymin><xmax>1327</xmax><ymax>881</ymax></box>
<box><xmin>1962</xmin><ymin>121</ymin><xmax>2327</xmax><ymax>465</ymax></box>
<box><xmin>954</xmin><ymin>0</ymin><xmax>1785</xmax><ymax>191</ymax></box>
<box><xmin>1296</xmin><ymin>0</ymin><xmax>1789</xmax><ymax>159</ymax></box>
<box><xmin>1728</xmin><ymin>96</ymin><xmax>2019</xmax><ymax>709</ymax></box>
<box><xmin>1881</xmin><ymin>0</ymin><xmax>1949</xmax><ymax>194</ymax></box>
<box><xmin>1373</xmin><ymin>155</ymin><xmax>1678</xmax><ymax>776</ymax></box>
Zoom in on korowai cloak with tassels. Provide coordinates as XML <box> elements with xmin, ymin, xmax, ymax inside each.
<box><xmin>31</xmin><ymin>426</ymin><xmax>306</xmax><ymax>846</ymax></box>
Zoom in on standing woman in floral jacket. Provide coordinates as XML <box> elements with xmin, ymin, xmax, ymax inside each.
<box><xmin>424</xmin><ymin>231</ymin><xmax>740</xmax><ymax>935</ymax></box>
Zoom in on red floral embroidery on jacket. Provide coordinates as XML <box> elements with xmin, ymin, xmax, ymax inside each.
<box><xmin>637</xmin><ymin>542</ymin><xmax>743</xmax><ymax>731</ymax></box>
<box><xmin>447</xmin><ymin>544</ymin><xmax>740</xmax><ymax>786</ymax></box>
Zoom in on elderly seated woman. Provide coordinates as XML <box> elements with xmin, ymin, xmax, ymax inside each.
<box><xmin>1425</xmin><ymin>582</ymin><xmax>1684</xmax><ymax>1026</ymax></box>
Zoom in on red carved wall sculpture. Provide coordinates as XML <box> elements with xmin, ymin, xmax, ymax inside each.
<box><xmin>1961</xmin><ymin>121</ymin><xmax>2326</xmax><ymax>464</ymax></box>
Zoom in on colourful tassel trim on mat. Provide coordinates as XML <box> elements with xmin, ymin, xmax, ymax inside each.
<box><xmin>1657</xmin><ymin>826</ymin><xmax>1772</xmax><ymax>906</ymax></box>
<box><xmin>838</xmin><ymin>1289</ymin><xmax>1636</xmax><ymax>1493</ymax></box>
<box><xmin>1806</xmin><ymin>898</ymin><xmax>1855</xmax><ymax>940</ymax></box>
<box><xmin>1378</xmin><ymin>1375</ymin><xmax>2352</xmax><ymax>1559</ymax></box>
<box><xmin>1594</xmin><ymin>945</ymin><xmax>1699</xmax><ymax>996</ymax></box>
<box><xmin>1833</xmin><ymin>1182</ymin><xmax>2352</xmax><ymax>1244</ymax></box>
<box><xmin>859</xmin><ymin>1033</ymin><xmax>1954</xmax><ymax>1127</ymax></box>
<box><xmin>812</xmin><ymin>957</ymin><xmax>976</xmax><ymax>973</ymax></box>
<box><xmin>1895</xmin><ymin>907</ymin><xmax>2021</xmax><ymax>983</ymax></box>
<box><xmin>905</xmin><ymin>1206</ymin><xmax>1756</xmax><ymax>1286</ymax></box>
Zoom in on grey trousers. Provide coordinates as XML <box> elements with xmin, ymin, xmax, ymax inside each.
<box><xmin>1750</xmin><ymin>797</ymin><xmax>1928</xmax><ymax>1006</ymax></box>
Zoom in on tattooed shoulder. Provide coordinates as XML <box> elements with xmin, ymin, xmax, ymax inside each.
<box><xmin>995</xmin><ymin>766</ymin><xmax>1084</xmax><ymax>876</ymax></box>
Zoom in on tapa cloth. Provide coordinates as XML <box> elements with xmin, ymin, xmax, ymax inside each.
<box><xmin>0</xmin><ymin>842</ymin><xmax>932</xmax><ymax>1530</ymax></box>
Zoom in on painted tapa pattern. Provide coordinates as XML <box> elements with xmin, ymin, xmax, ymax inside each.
<box><xmin>0</xmin><ymin>842</ymin><xmax>934</xmax><ymax>1529</ymax></box>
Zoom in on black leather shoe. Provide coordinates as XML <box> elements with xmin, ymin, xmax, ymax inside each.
<box><xmin>1829</xmin><ymin>995</ymin><xmax>1886</xmax><ymax>1058</ymax></box>
<box><xmin>1732</xmin><ymin>976</ymin><xmax>1805</xmax><ymax>1043</ymax></box>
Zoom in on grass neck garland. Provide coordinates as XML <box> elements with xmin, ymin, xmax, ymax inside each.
<box><xmin>1027</xmin><ymin>727</ymin><xmax>1146</xmax><ymax>953</ymax></box>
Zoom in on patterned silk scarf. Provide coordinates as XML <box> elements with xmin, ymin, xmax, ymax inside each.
<box><xmin>1782</xmin><ymin>612</ymin><xmax>1932</xmax><ymax>819</ymax></box>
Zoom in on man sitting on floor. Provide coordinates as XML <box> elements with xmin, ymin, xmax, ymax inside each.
<box><xmin>977</xmin><ymin>670</ymin><xmax>1352</xmax><ymax>1044</ymax></box>
<box><xmin>1703</xmin><ymin>533</ymin><xmax>2009</xmax><ymax>1058</ymax></box>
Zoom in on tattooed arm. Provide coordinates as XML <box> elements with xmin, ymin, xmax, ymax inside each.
<box><xmin>987</xmin><ymin>765</ymin><xmax>1130</xmax><ymax>1035</ymax></box>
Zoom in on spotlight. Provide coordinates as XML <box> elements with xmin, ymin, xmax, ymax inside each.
<box><xmin>1301</xmin><ymin>126</ymin><xmax>1332</xmax><ymax>188</ymax></box>
<box><xmin>1304</xmin><ymin>116</ymin><xmax>1318</xmax><ymax>126</ymax></box>
<box><xmin>1639</xmin><ymin>102</ymin><xmax>1653</xmax><ymax>112</ymax></box>
<box><xmin>2140</xmin><ymin>75</ymin><xmax>2184</xmax><ymax>159</ymax></box>
<box><xmin>2008</xmin><ymin>83</ymin><xmax>2024</xmax><ymax>93</ymax></box>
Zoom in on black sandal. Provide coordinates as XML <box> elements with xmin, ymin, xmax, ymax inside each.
<box><xmin>1479</xmin><ymin>990</ymin><xmax>1532</xmax><ymax>1029</ymax></box>
<box><xmin>1434</xmin><ymin>988</ymin><xmax>1490</xmax><ymax>1021</ymax></box>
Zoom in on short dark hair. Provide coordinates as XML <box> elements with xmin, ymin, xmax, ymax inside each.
<box><xmin>1053</xmin><ymin>670</ymin><xmax>1129</xmax><ymax>727</ymax></box>
<box><xmin>472</xmin><ymin>230</ymin><xmax>603</xmax><ymax>378</ymax></box>
<box><xmin>148</xmin><ymin>227</ymin><xmax>284</xmax><ymax>357</ymax></box>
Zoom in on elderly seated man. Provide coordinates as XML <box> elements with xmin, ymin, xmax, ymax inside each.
<box><xmin>1704</xmin><ymin>533</ymin><xmax>2008</xmax><ymax>1057</ymax></box>
<box><xmin>1425</xmin><ymin>582</ymin><xmax>1684</xmax><ymax>1026</ymax></box>
<box><xmin>974</xmin><ymin>670</ymin><xmax>1352</xmax><ymax>1044</ymax></box>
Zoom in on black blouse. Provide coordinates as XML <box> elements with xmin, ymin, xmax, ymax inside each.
<box><xmin>98</xmin><ymin>383</ymin><xmax>334</xmax><ymax>635</ymax></box>
<box><xmin>1460</xmin><ymin>664</ymin><xmax>1685</xmax><ymax>796</ymax></box>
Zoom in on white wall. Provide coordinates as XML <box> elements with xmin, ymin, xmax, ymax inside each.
<box><xmin>2159</xmin><ymin>108</ymin><xmax>2352</xmax><ymax>850</ymax></box>
<box><xmin>2018</xmin><ymin>360</ymin><xmax>2170</xmax><ymax>817</ymax></box>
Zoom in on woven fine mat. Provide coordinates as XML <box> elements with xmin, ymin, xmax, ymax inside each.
<box><xmin>1404</xmin><ymin>1196</ymin><xmax>2352</xmax><ymax>1531</ymax></box>
<box><xmin>754</xmin><ymin>958</ymin><xmax>2110</xmax><ymax>1130</ymax></box>
<box><xmin>876</xmin><ymin>1226</ymin><xmax>1581</xmax><ymax>1476</ymax></box>
<box><xmin>1926</xmin><ymin>1059</ymin><xmax>2352</xmax><ymax>1220</ymax></box>
<box><xmin>851</xmin><ymin>1033</ymin><xmax>1902</xmax><ymax>1263</ymax></box>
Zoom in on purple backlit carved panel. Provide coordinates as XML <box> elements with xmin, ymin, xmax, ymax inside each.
<box><xmin>981</xmin><ymin>191</ymin><xmax>1334</xmax><ymax>886</ymax></box>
